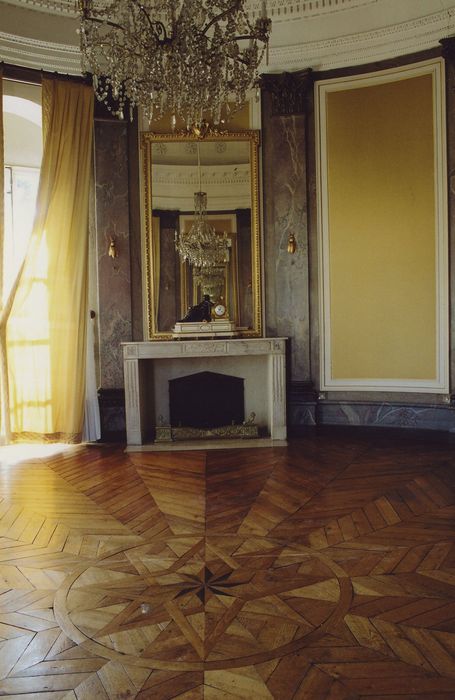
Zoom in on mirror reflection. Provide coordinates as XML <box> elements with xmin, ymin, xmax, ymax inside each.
<box><xmin>143</xmin><ymin>131</ymin><xmax>261</xmax><ymax>339</ymax></box>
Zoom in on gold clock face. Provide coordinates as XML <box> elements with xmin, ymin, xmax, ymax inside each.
<box><xmin>214</xmin><ymin>303</ymin><xmax>226</xmax><ymax>317</ymax></box>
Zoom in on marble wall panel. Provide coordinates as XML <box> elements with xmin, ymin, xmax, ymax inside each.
<box><xmin>318</xmin><ymin>402</ymin><xmax>455</xmax><ymax>432</ymax></box>
<box><xmin>94</xmin><ymin>121</ymin><xmax>132</xmax><ymax>389</ymax></box>
<box><xmin>127</xmin><ymin>120</ymin><xmax>144</xmax><ymax>342</ymax></box>
<box><xmin>261</xmin><ymin>90</ymin><xmax>310</xmax><ymax>382</ymax></box>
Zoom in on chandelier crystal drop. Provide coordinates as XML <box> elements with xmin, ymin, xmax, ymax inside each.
<box><xmin>175</xmin><ymin>191</ymin><xmax>231</xmax><ymax>269</ymax></box>
<box><xmin>77</xmin><ymin>0</ymin><xmax>271</xmax><ymax>127</ymax></box>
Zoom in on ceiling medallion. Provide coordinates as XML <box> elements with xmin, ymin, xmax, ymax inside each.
<box><xmin>76</xmin><ymin>0</ymin><xmax>271</xmax><ymax>128</ymax></box>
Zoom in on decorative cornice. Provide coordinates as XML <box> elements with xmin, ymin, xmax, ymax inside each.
<box><xmin>260</xmin><ymin>69</ymin><xmax>313</xmax><ymax>115</ymax></box>
<box><xmin>1</xmin><ymin>0</ymin><xmax>377</xmax><ymax>20</ymax></box>
<box><xmin>248</xmin><ymin>0</ymin><xmax>377</xmax><ymax>21</ymax></box>
<box><xmin>1</xmin><ymin>0</ymin><xmax>76</xmax><ymax>16</ymax></box>
<box><xmin>265</xmin><ymin>8</ymin><xmax>455</xmax><ymax>71</ymax></box>
<box><xmin>0</xmin><ymin>30</ymin><xmax>81</xmax><ymax>73</ymax></box>
<box><xmin>1</xmin><ymin>3</ymin><xmax>455</xmax><ymax>77</ymax></box>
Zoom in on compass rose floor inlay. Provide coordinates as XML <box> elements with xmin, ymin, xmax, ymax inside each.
<box><xmin>0</xmin><ymin>432</ymin><xmax>455</xmax><ymax>698</ymax></box>
<box><xmin>55</xmin><ymin>536</ymin><xmax>350</xmax><ymax>671</ymax></box>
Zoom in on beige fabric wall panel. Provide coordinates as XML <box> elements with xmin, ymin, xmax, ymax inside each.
<box><xmin>316</xmin><ymin>60</ymin><xmax>448</xmax><ymax>393</ymax></box>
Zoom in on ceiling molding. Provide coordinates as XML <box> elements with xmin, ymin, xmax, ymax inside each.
<box><xmin>247</xmin><ymin>0</ymin><xmax>377</xmax><ymax>21</ymax></box>
<box><xmin>1</xmin><ymin>0</ymin><xmax>75</xmax><ymax>16</ymax></box>
<box><xmin>0</xmin><ymin>30</ymin><xmax>81</xmax><ymax>73</ymax></box>
<box><xmin>1</xmin><ymin>0</ymin><xmax>377</xmax><ymax>20</ymax></box>
<box><xmin>266</xmin><ymin>8</ymin><xmax>455</xmax><ymax>71</ymax></box>
<box><xmin>1</xmin><ymin>1</ymin><xmax>454</xmax><ymax>76</ymax></box>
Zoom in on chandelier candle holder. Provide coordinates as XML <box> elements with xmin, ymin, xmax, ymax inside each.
<box><xmin>77</xmin><ymin>0</ymin><xmax>271</xmax><ymax>127</ymax></box>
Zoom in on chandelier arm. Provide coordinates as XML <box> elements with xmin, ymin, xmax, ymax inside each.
<box><xmin>81</xmin><ymin>4</ymin><xmax>169</xmax><ymax>45</ymax></box>
<box><xmin>80</xmin><ymin>15</ymin><xmax>127</xmax><ymax>33</ymax></box>
<box><xmin>201</xmin><ymin>0</ymin><xmax>243</xmax><ymax>36</ymax></box>
<box><xmin>131</xmin><ymin>0</ymin><xmax>169</xmax><ymax>45</ymax></box>
<box><xmin>232</xmin><ymin>34</ymin><xmax>263</xmax><ymax>41</ymax></box>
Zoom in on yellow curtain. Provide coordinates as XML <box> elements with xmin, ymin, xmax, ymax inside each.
<box><xmin>6</xmin><ymin>79</ymin><xmax>93</xmax><ymax>442</ymax></box>
<box><xmin>0</xmin><ymin>71</ymin><xmax>5</xmax><ymax>440</ymax></box>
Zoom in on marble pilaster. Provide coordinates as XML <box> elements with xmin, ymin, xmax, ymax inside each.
<box><xmin>95</xmin><ymin>121</ymin><xmax>132</xmax><ymax>389</ymax></box>
<box><xmin>94</xmin><ymin>120</ymin><xmax>132</xmax><ymax>439</ymax></box>
<box><xmin>261</xmin><ymin>71</ymin><xmax>312</xmax><ymax>383</ymax></box>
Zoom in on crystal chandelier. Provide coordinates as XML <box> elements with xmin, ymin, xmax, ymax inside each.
<box><xmin>77</xmin><ymin>0</ymin><xmax>271</xmax><ymax>127</ymax></box>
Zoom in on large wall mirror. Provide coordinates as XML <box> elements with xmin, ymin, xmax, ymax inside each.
<box><xmin>142</xmin><ymin>130</ymin><xmax>262</xmax><ymax>339</ymax></box>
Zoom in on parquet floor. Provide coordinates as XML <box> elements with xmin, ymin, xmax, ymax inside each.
<box><xmin>0</xmin><ymin>431</ymin><xmax>454</xmax><ymax>698</ymax></box>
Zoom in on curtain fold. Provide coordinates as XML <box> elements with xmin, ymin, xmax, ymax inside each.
<box><xmin>6</xmin><ymin>79</ymin><xmax>93</xmax><ymax>442</ymax></box>
<box><xmin>0</xmin><ymin>70</ymin><xmax>5</xmax><ymax>441</ymax></box>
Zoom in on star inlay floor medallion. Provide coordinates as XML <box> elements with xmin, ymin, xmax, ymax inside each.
<box><xmin>55</xmin><ymin>535</ymin><xmax>350</xmax><ymax>670</ymax></box>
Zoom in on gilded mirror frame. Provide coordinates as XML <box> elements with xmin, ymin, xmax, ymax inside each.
<box><xmin>142</xmin><ymin>130</ymin><xmax>262</xmax><ymax>339</ymax></box>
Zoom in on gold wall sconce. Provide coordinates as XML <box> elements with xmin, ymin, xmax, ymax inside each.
<box><xmin>287</xmin><ymin>232</ymin><xmax>297</xmax><ymax>254</ymax></box>
<box><xmin>108</xmin><ymin>237</ymin><xmax>118</xmax><ymax>259</ymax></box>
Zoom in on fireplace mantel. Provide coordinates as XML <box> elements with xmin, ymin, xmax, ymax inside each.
<box><xmin>122</xmin><ymin>338</ymin><xmax>287</xmax><ymax>447</ymax></box>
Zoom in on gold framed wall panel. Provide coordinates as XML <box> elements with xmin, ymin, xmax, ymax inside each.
<box><xmin>316</xmin><ymin>58</ymin><xmax>449</xmax><ymax>393</ymax></box>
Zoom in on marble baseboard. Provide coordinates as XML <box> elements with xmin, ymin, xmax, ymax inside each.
<box><xmin>314</xmin><ymin>401</ymin><xmax>455</xmax><ymax>432</ymax></box>
<box><xmin>98</xmin><ymin>388</ymin><xmax>126</xmax><ymax>442</ymax></box>
<box><xmin>288</xmin><ymin>381</ymin><xmax>318</xmax><ymax>428</ymax></box>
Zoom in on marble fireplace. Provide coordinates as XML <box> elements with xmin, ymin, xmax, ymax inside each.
<box><xmin>122</xmin><ymin>338</ymin><xmax>287</xmax><ymax>448</ymax></box>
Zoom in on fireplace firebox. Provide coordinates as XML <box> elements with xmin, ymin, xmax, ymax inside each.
<box><xmin>170</xmin><ymin>371</ymin><xmax>244</xmax><ymax>429</ymax></box>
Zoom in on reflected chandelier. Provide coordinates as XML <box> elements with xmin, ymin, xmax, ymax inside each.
<box><xmin>77</xmin><ymin>0</ymin><xmax>271</xmax><ymax>127</ymax></box>
<box><xmin>176</xmin><ymin>190</ymin><xmax>231</xmax><ymax>269</ymax></box>
<box><xmin>175</xmin><ymin>141</ymin><xmax>231</xmax><ymax>268</ymax></box>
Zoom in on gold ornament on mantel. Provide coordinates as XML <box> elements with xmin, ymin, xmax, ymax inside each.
<box><xmin>77</xmin><ymin>0</ymin><xmax>271</xmax><ymax>129</ymax></box>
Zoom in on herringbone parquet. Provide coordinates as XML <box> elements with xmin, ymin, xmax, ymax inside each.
<box><xmin>0</xmin><ymin>430</ymin><xmax>454</xmax><ymax>698</ymax></box>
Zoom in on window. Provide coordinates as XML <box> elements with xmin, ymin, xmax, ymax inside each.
<box><xmin>2</xmin><ymin>80</ymin><xmax>42</xmax><ymax>298</ymax></box>
<box><xmin>3</xmin><ymin>164</ymin><xmax>40</xmax><ymax>297</ymax></box>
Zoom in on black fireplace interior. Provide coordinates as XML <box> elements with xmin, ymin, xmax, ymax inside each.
<box><xmin>169</xmin><ymin>371</ymin><xmax>244</xmax><ymax>428</ymax></box>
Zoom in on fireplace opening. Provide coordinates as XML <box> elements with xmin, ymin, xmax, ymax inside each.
<box><xmin>169</xmin><ymin>371</ymin><xmax>244</xmax><ymax>429</ymax></box>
